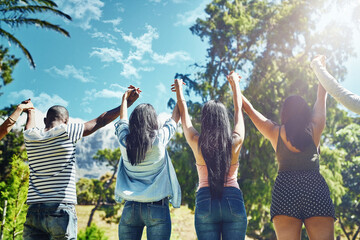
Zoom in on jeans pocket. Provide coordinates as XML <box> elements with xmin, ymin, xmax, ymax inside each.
<box><xmin>148</xmin><ymin>204</ymin><xmax>168</xmax><ymax>223</ymax></box>
<box><xmin>46</xmin><ymin>208</ymin><xmax>71</xmax><ymax>238</ymax></box>
<box><xmin>195</xmin><ymin>198</ymin><xmax>211</xmax><ymax>219</ymax></box>
<box><xmin>226</xmin><ymin>197</ymin><xmax>246</xmax><ymax>218</ymax></box>
<box><xmin>121</xmin><ymin>202</ymin><xmax>135</xmax><ymax>225</ymax></box>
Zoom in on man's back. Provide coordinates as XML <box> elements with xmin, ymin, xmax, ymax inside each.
<box><xmin>24</xmin><ymin>123</ymin><xmax>84</xmax><ymax>204</ymax></box>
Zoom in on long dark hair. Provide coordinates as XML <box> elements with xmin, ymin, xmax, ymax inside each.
<box><xmin>198</xmin><ymin>100</ymin><xmax>232</xmax><ymax>199</ymax></box>
<box><xmin>126</xmin><ymin>104</ymin><xmax>158</xmax><ymax>165</ymax></box>
<box><xmin>280</xmin><ymin>95</ymin><xmax>313</xmax><ymax>151</ymax></box>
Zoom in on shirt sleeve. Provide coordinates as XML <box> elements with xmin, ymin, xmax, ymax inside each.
<box><xmin>311</xmin><ymin>59</ymin><xmax>360</xmax><ymax>114</ymax></box>
<box><xmin>158</xmin><ymin>118</ymin><xmax>177</xmax><ymax>145</ymax></box>
<box><xmin>67</xmin><ymin>123</ymin><xmax>84</xmax><ymax>143</ymax></box>
<box><xmin>114</xmin><ymin>119</ymin><xmax>129</xmax><ymax>145</ymax></box>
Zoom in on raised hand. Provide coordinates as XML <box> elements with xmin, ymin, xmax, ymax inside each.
<box><xmin>171</xmin><ymin>79</ymin><xmax>186</xmax><ymax>93</ymax></box>
<box><xmin>19</xmin><ymin>99</ymin><xmax>34</xmax><ymax>112</ymax></box>
<box><xmin>226</xmin><ymin>71</ymin><xmax>241</xmax><ymax>84</ymax></box>
<box><xmin>127</xmin><ymin>85</ymin><xmax>141</xmax><ymax>107</ymax></box>
<box><xmin>312</xmin><ymin>55</ymin><xmax>326</xmax><ymax>67</ymax></box>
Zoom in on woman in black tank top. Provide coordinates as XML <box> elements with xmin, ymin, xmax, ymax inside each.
<box><xmin>240</xmin><ymin>75</ymin><xmax>335</xmax><ymax>240</ymax></box>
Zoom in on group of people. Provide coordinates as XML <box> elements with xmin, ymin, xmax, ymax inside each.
<box><xmin>0</xmin><ymin>55</ymin><xmax>358</xmax><ymax>240</ymax></box>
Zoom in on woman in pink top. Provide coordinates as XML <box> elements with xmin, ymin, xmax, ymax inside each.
<box><xmin>172</xmin><ymin>71</ymin><xmax>247</xmax><ymax>240</ymax></box>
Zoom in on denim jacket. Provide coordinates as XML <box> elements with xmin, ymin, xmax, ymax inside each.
<box><xmin>114</xmin><ymin>118</ymin><xmax>181</xmax><ymax>208</ymax></box>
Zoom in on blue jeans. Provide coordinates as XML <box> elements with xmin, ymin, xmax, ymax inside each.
<box><xmin>119</xmin><ymin>198</ymin><xmax>171</xmax><ymax>240</ymax></box>
<box><xmin>195</xmin><ymin>187</ymin><xmax>247</xmax><ymax>240</ymax></box>
<box><xmin>23</xmin><ymin>203</ymin><xmax>77</xmax><ymax>240</ymax></box>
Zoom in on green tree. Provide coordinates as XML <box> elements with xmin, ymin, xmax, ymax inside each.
<box><xmin>87</xmin><ymin>148</ymin><xmax>121</xmax><ymax>227</ymax></box>
<box><xmin>0</xmin><ymin>153</ymin><xmax>29</xmax><ymax>240</ymax></box>
<box><xmin>78</xmin><ymin>223</ymin><xmax>109</xmax><ymax>240</ymax></box>
<box><xmin>0</xmin><ymin>105</ymin><xmax>25</xmax><ymax>181</ymax></box>
<box><xmin>0</xmin><ymin>47</ymin><xmax>18</xmax><ymax>95</ymax></box>
<box><xmin>0</xmin><ymin>0</ymin><xmax>71</xmax><ymax>89</ymax></box>
<box><xmin>77</xmin><ymin>178</ymin><xmax>98</xmax><ymax>205</ymax></box>
<box><xmin>168</xmin><ymin>0</ymin><xmax>358</xmax><ymax>238</ymax></box>
<box><xmin>332</xmin><ymin>124</ymin><xmax>360</xmax><ymax>240</ymax></box>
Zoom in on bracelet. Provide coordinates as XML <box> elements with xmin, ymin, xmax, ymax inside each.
<box><xmin>8</xmin><ymin>116</ymin><xmax>16</xmax><ymax>123</ymax></box>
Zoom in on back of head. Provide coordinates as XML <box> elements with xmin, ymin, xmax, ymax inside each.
<box><xmin>198</xmin><ymin>100</ymin><xmax>232</xmax><ymax>199</ymax></box>
<box><xmin>126</xmin><ymin>103</ymin><xmax>159</xmax><ymax>166</ymax></box>
<box><xmin>280</xmin><ymin>95</ymin><xmax>313</xmax><ymax>151</ymax></box>
<box><xmin>46</xmin><ymin>105</ymin><xmax>69</xmax><ymax>125</ymax></box>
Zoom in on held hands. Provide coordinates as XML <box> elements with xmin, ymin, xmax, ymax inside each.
<box><xmin>19</xmin><ymin>99</ymin><xmax>34</xmax><ymax>113</ymax></box>
<box><xmin>125</xmin><ymin>85</ymin><xmax>141</xmax><ymax>107</ymax></box>
<box><xmin>312</xmin><ymin>55</ymin><xmax>326</xmax><ymax>68</ymax></box>
<box><xmin>226</xmin><ymin>71</ymin><xmax>241</xmax><ymax>85</ymax></box>
<box><xmin>171</xmin><ymin>79</ymin><xmax>186</xmax><ymax>93</ymax></box>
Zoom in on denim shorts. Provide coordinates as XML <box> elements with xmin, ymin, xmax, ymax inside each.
<box><xmin>23</xmin><ymin>203</ymin><xmax>77</xmax><ymax>240</ymax></box>
<box><xmin>119</xmin><ymin>198</ymin><xmax>171</xmax><ymax>240</ymax></box>
<box><xmin>195</xmin><ymin>187</ymin><xmax>247</xmax><ymax>240</ymax></box>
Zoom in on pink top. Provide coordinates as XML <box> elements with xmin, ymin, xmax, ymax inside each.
<box><xmin>196</xmin><ymin>163</ymin><xmax>240</xmax><ymax>191</ymax></box>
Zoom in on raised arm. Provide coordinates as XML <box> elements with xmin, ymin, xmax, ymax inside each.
<box><xmin>227</xmin><ymin>72</ymin><xmax>245</xmax><ymax>148</ymax></box>
<box><xmin>310</xmin><ymin>83</ymin><xmax>327</xmax><ymax>147</ymax></box>
<box><xmin>0</xmin><ymin>100</ymin><xmax>34</xmax><ymax>139</ymax></box>
<box><xmin>171</xmin><ymin>103</ymin><xmax>180</xmax><ymax>124</ymax></box>
<box><xmin>242</xmin><ymin>95</ymin><xmax>279</xmax><ymax>150</ymax></box>
<box><xmin>25</xmin><ymin>108</ymin><xmax>36</xmax><ymax>130</ymax></box>
<box><xmin>171</xmin><ymin>79</ymin><xmax>199</xmax><ymax>150</ymax></box>
<box><xmin>83</xmin><ymin>86</ymin><xmax>140</xmax><ymax>137</ymax></box>
<box><xmin>311</xmin><ymin>55</ymin><xmax>360</xmax><ymax>114</ymax></box>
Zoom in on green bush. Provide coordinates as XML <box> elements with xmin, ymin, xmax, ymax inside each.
<box><xmin>77</xmin><ymin>224</ymin><xmax>108</xmax><ymax>240</ymax></box>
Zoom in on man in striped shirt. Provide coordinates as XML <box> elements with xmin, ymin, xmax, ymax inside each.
<box><xmin>22</xmin><ymin>85</ymin><xmax>141</xmax><ymax>240</ymax></box>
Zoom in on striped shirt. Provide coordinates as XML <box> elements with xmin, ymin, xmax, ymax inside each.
<box><xmin>24</xmin><ymin>123</ymin><xmax>84</xmax><ymax>204</ymax></box>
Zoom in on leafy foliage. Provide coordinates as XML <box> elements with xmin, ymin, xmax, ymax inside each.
<box><xmin>167</xmin><ymin>0</ymin><xmax>360</xmax><ymax>238</ymax></box>
<box><xmin>0</xmin><ymin>105</ymin><xmax>25</xmax><ymax>181</ymax></box>
<box><xmin>0</xmin><ymin>153</ymin><xmax>29</xmax><ymax>240</ymax></box>
<box><xmin>0</xmin><ymin>0</ymin><xmax>71</xmax><ymax>88</ymax></box>
<box><xmin>78</xmin><ymin>223</ymin><xmax>109</xmax><ymax>240</ymax></box>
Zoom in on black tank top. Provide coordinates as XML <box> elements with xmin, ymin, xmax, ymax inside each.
<box><xmin>276</xmin><ymin>126</ymin><xmax>319</xmax><ymax>172</ymax></box>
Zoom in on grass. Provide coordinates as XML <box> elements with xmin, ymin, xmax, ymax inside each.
<box><xmin>76</xmin><ymin>205</ymin><xmax>197</xmax><ymax>240</ymax></box>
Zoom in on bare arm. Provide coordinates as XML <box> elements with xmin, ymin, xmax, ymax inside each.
<box><xmin>25</xmin><ymin>109</ymin><xmax>36</xmax><ymax>130</ymax></box>
<box><xmin>311</xmin><ymin>84</ymin><xmax>327</xmax><ymax>147</ymax></box>
<box><xmin>0</xmin><ymin>100</ymin><xmax>34</xmax><ymax>139</ymax></box>
<box><xmin>227</xmin><ymin>72</ymin><xmax>245</xmax><ymax>148</ymax></box>
<box><xmin>242</xmin><ymin>95</ymin><xmax>279</xmax><ymax>150</ymax></box>
<box><xmin>84</xmin><ymin>86</ymin><xmax>140</xmax><ymax>137</ymax></box>
<box><xmin>171</xmin><ymin>103</ymin><xmax>180</xmax><ymax>123</ymax></box>
<box><xmin>172</xmin><ymin>79</ymin><xmax>199</xmax><ymax>151</ymax></box>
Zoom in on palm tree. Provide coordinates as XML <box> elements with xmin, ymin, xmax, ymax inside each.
<box><xmin>0</xmin><ymin>0</ymin><xmax>71</xmax><ymax>68</ymax></box>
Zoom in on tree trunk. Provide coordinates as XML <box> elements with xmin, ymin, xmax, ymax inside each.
<box><xmin>0</xmin><ymin>200</ymin><xmax>7</xmax><ymax>240</ymax></box>
<box><xmin>339</xmin><ymin>216</ymin><xmax>351</xmax><ymax>240</ymax></box>
<box><xmin>353</xmin><ymin>226</ymin><xmax>360</xmax><ymax>240</ymax></box>
<box><xmin>87</xmin><ymin>163</ymin><xmax>118</xmax><ymax>227</ymax></box>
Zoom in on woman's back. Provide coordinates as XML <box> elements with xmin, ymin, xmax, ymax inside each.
<box><xmin>275</xmin><ymin>126</ymin><xmax>319</xmax><ymax>172</ymax></box>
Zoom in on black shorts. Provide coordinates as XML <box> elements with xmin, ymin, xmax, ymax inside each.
<box><xmin>270</xmin><ymin>170</ymin><xmax>336</xmax><ymax>221</ymax></box>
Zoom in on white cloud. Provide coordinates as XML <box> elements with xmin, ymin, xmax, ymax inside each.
<box><xmin>103</xmin><ymin>17</ymin><xmax>122</xmax><ymax>27</ymax></box>
<box><xmin>120</xmin><ymin>64</ymin><xmax>154</xmax><ymax>79</ymax></box>
<box><xmin>9</xmin><ymin>89</ymin><xmax>69</xmax><ymax>113</ymax></box>
<box><xmin>121</xmin><ymin>24</ymin><xmax>159</xmax><ymax>61</ymax></box>
<box><xmin>45</xmin><ymin>65</ymin><xmax>94</xmax><ymax>83</ymax></box>
<box><xmin>91</xmin><ymin>31</ymin><xmax>117</xmax><ymax>45</ymax></box>
<box><xmin>156</xmin><ymin>83</ymin><xmax>166</xmax><ymax>94</ymax></box>
<box><xmin>82</xmin><ymin>84</ymin><xmax>127</xmax><ymax>105</ymax></box>
<box><xmin>58</xmin><ymin>0</ymin><xmax>104</xmax><ymax>30</ymax></box>
<box><xmin>90</xmin><ymin>47</ymin><xmax>124</xmax><ymax>63</ymax></box>
<box><xmin>152</xmin><ymin>51</ymin><xmax>192</xmax><ymax>65</ymax></box>
<box><xmin>174</xmin><ymin>0</ymin><xmax>210</xmax><ymax>26</ymax></box>
<box><xmin>91</xmin><ymin>24</ymin><xmax>191</xmax><ymax>79</ymax></box>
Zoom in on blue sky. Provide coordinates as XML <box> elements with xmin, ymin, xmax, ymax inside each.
<box><xmin>1</xmin><ymin>0</ymin><xmax>359</xmax><ymax>121</ymax></box>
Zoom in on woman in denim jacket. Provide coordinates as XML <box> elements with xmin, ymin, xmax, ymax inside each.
<box><xmin>114</xmin><ymin>87</ymin><xmax>181</xmax><ymax>240</ymax></box>
<box><xmin>172</xmin><ymin>72</ymin><xmax>247</xmax><ymax>240</ymax></box>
